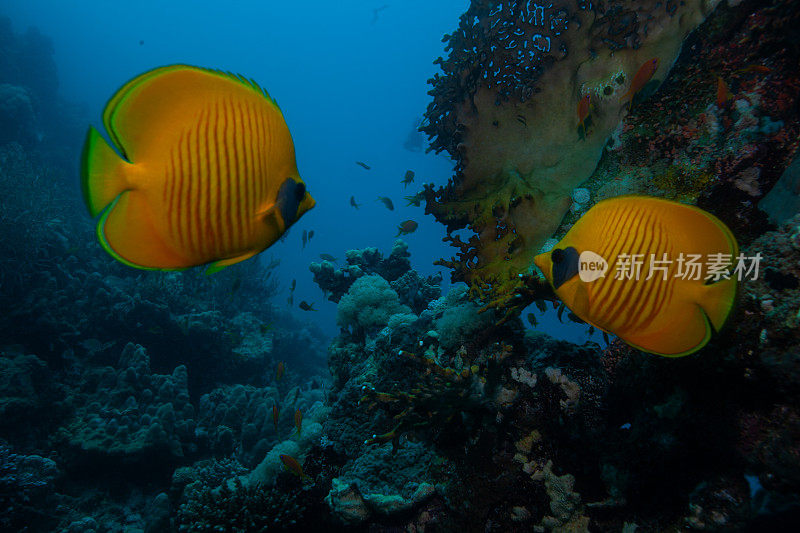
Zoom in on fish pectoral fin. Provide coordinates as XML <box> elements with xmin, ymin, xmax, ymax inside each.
<box><xmin>206</xmin><ymin>250</ymin><xmax>259</xmax><ymax>275</ymax></box>
<box><xmin>258</xmin><ymin>203</ymin><xmax>286</xmax><ymax>232</ymax></box>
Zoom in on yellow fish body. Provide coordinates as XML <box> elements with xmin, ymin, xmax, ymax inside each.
<box><xmin>81</xmin><ymin>65</ymin><xmax>315</xmax><ymax>272</ymax></box>
<box><xmin>534</xmin><ymin>196</ymin><xmax>738</xmax><ymax>357</ymax></box>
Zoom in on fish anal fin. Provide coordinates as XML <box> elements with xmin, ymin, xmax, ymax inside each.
<box><xmin>99</xmin><ymin>191</ymin><xmax>189</xmax><ymax>270</ymax></box>
<box><xmin>621</xmin><ymin>303</ymin><xmax>712</xmax><ymax>357</ymax></box>
<box><xmin>206</xmin><ymin>250</ymin><xmax>259</xmax><ymax>275</ymax></box>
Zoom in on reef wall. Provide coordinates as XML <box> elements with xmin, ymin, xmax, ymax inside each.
<box><xmin>421</xmin><ymin>0</ymin><xmax>800</xmax><ymax>315</ymax></box>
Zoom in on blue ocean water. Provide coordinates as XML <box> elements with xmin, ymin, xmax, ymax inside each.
<box><xmin>4</xmin><ymin>0</ymin><xmax>457</xmax><ymax>335</ymax></box>
<box><xmin>2</xmin><ymin>0</ymin><xmax>799</xmax><ymax>531</ymax></box>
<box><xmin>4</xmin><ymin>0</ymin><xmax>592</xmax><ymax>341</ymax></box>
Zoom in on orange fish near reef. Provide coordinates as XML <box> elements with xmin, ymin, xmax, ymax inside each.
<box><xmin>716</xmin><ymin>77</ymin><xmax>731</xmax><ymax>108</ymax></box>
<box><xmin>619</xmin><ymin>58</ymin><xmax>660</xmax><ymax>109</ymax></box>
<box><xmin>276</xmin><ymin>361</ymin><xmax>285</xmax><ymax>381</ymax></box>
<box><xmin>733</xmin><ymin>64</ymin><xmax>771</xmax><ymax>75</ymax></box>
<box><xmin>364</xmin><ymin>422</ymin><xmax>403</xmax><ymax>454</ymax></box>
<box><xmin>534</xmin><ymin>196</ymin><xmax>738</xmax><ymax>357</ymax></box>
<box><xmin>577</xmin><ymin>94</ymin><xmax>591</xmax><ymax>137</ymax></box>
<box><xmin>280</xmin><ymin>454</ymin><xmax>310</xmax><ymax>481</ymax></box>
<box><xmin>294</xmin><ymin>407</ymin><xmax>303</xmax><ymax>436</ymax></box>
<box><xmin>272</xmin><ymin>404</ymin><xmax>280</xmax><ymax>433</ymax></box>
<box><xmin>81</xmin><ymin>65</ymin><xmax>315</xmax><ymax>272</ymax></box>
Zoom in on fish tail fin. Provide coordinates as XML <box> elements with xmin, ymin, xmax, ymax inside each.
<box><xmin>701</xmin><ymin>277</ymin><xmax>738</xmax><ymax>332</ymax></box>
<box><xmin>81</xmin><ymin>126</ymin><xmax>131</xmax><ymax>217</ymax></box>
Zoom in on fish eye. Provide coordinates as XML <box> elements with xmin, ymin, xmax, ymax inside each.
<box><xmin>295</xmin><ymin>181</ymin><xmax>306</xmax><ymax>201</ymax></box>
<box><xmin>552</xmin><ymin>248</ymin><xmax>565</xmax><ymax>263</ymax></box>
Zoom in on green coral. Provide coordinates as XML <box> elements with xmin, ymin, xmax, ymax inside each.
<box><xmin>336</xmin><ymin>275</ymin><xmax>412</xmax><ymax>335</ymax></box>
<box><xmin>433</xmin><ymin>286</ymin><xmax>496</xmax><ymax>352</ymax></box>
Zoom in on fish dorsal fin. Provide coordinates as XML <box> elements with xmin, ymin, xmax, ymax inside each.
<box><xmin>205</xmin><ymin>69</ymin><xmax>281</xmax><ymax>110</ymax></box>
<box><xmin>101</xmin><ymin>65</ymin><xmax>282</xmax><ymax>163</ymax></box>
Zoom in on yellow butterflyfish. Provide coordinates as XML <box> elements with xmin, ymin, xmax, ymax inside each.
<box><xmin>534</xmin><ymin>196</ymin><xmax>738</xmax><ymax>357</ymax></box>
<box><xmin>81</xmin><ymin>64</ymin><xmax>315</xmax><ymax>273</ymax></box>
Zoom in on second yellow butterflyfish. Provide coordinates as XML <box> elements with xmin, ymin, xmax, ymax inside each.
<box><xmin>534</xmin><ymin>196</ymin><xmax>738</xmax><ymax>357</ymax></box>
<box><xmin>80</xmin><ymin>64</ymin><xmax>315</xmax><ymax>272</ymax></box>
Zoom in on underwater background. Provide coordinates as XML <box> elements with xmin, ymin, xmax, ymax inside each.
<box><xmin>1</xmin><ymin>0</ymin><xmax>800</xmax><ymax>531</ymax></box>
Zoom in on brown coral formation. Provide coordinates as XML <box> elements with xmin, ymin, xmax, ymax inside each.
<box><xmin>423</xmin><ymin>0</ymin><xmax>722</xmax><ymax>308</ymax></box>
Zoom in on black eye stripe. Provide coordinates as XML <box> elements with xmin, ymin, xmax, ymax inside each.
<box><xmin>552</xmin><ymin>247</ymin><xmax>579</xmax><ymax>289</ymax></box>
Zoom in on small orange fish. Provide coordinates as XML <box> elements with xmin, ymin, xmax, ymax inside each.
<box><xmin>374</xmin><ymin>392</ymin><xmax>398</xmax><ymax>403</ymax></box>
<box><xmin>280</xmin><ymin>454</ymin><xmax>310</xmax><ymax>481</ymax></box>
<box><xmin>716</xmin><ymin>77</ymin><xmax>730</xmax><ymax>108</ymax></box>
<box><xmin>734</xmin><ymin>64</ymin><xmax>771</xmax><ymax>75</ymax></box>
<box><xmin>364</xmin><ymin>422</ymin><xmax>403</xmax><ymax>454</ymax></box>
<box><xmin>619</xmin><ymin>58</ymin><xmax>660</xmax><ymax>109</ymax></box>
<box><xmin>272</xmin><ymin>404</ymin><xmax>280</xmax><ymax>433</ymax></box>
<box><xmin>276</xmin><ymin>361</ymin><xmax>285</xmax><ymax>381</ymax></box>
<box><xmin>294</xmin><ymin>407</ymin><xmax>303</xmax><ymax>435</ymax></box>
<box><xmin>577</xmin><ymin>94</ymin><xmax>591</xmax><ymax>136</ymax></box>
<box><xmin>396</xmin><ymin>220</ymin><xmax>418</xmax><ymax>236</ymax></box>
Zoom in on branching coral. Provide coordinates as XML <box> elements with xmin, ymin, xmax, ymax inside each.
<box><xmin>176</xmin><ymin>475</ymin><xmax>306</xmax><ymax>532</ymax></box>
<box><xmin>423</xmin><ymin>0</ymin><xmax>722</xmax><ymax>310</ymax></box>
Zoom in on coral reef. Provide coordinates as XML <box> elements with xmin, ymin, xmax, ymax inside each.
<box><xmin>336</xmin><ymin>275</ymin><xmax>413</xmax><ymax>337</ymax></box>
<box><xmin>0</xmin><ymin>441</ymin><xmax>60</xmax><ymax>531</ymax></box>
<box><xmin>0</xmin><ymin>125</ymin><xmax>329</xmax><ymax>530</ymax></box>
<box><xmin>57</xmin><ymin>343</ymin><xmax>195</xmax><ymax>469</ymax></box>
<box><xmin>423</xmin><ymin>0</ymin><xmax>723</xmax><ymax>309</ymax></box>
<box><xmin>176</xmin><ymin>475</ymin><xmax>308</xmax><ymax>532</ymax></box>
<box><xmin>0</xmin><ymin>83</ymin><xmax>36</xmax><ymax>144</ymax></box>
<box><xmin>310</xmin><ymin>239</ymin><xmax>437</xmax><ymax>304</ymax></box>
<box><xmin>0</xmin><ymin>16</ymin><xmax>84</xmax><ymax>162</ymax></box>
<box><xmin>312</xmin><ymin>215</ymin><xmax>800</xmax><ymax>530</ymax></box>
<box><xmin>760</xmin><ymin>150</ymin><xmax>800</xmax><ymax>225</ymax></box>
<box><xmin>2</xmin><ymin>1</ymin><xmax>800</xmax><ymax>531</ymax></box>
<box><xmin>576</xmin><ymin>0</ymin><xmax>800</xmax><ymax>246</ymax></box>
<box><xmin>326</xmin><ymin>440</ymin><xmax>440</xmax><ymax>524</ymax></box>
